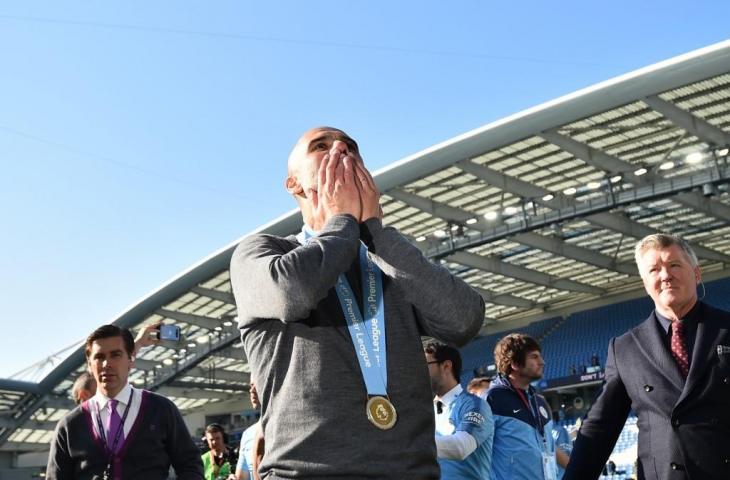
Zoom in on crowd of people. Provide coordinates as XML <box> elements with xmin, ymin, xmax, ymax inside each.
<box><xmin>45</xmin><ymin>127</ymin><xmax>730</xmax><ymax>479</ymax></box>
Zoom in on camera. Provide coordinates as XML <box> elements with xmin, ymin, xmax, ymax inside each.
<box><xmin>158</xmin><ymin>324</ymin><xmax>181</xmax><ymax>341</ymax></box>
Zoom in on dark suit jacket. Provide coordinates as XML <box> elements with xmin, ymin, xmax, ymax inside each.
<box><xmin>564</xmin><ymin>302</ymin><xmax>730</xmax><ymax>480</ymax></box>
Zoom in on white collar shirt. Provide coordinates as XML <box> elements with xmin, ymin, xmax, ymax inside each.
<box><xmin>433</xmin><ymin>384</ymin><xmax>462</xmax><ymax>435</ymax></box>
<box><xmin>89</xmin><ymin>383</ymin><xmax>141</xmax><ymax>439</ymax></box>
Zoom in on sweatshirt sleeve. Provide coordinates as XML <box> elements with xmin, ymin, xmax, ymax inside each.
<box><xmin>360</xmin><ymin>218</ymin><xmax>485</xmax><ymax>347</ymax></box>
<box><xmin>166</xmin><ymin>400</ymin><xmax>205</xmax><ymax>479</ymax></box>
<box><xmin>46</xmin><ymin>419</ymin><xmax>74</xmax><ymax>480</ymax></box>
<box><xmin>231</xmin><ymin>214</ymin><xmax>360</xmax><ymax>326</ymax></box>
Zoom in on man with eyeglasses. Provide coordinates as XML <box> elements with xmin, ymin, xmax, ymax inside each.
<box><xmin>425</xmin><ymin>341</ymin><xmax>494</xmax><ymax>480</ymax></box>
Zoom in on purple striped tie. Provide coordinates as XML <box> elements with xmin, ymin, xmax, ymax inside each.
<box><xmin>107</xmin><ymin>399</ymin><xmax>125</xmax><ymax>453</ymax></box>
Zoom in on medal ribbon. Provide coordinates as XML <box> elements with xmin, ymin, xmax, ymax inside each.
<box><xmin>297</xmin><ymin>226</ymin><xmax>387</xmax><ymax>395</ymax></box>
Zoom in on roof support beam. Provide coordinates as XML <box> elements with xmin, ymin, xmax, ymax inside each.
<box><xmin>514</xmin><ymin>231</ymin><xmax>636</xmax><ymax>275</ymax></box>
<box><xmin>586</xmin><ymin>211</ymin><xmax>730</xmax><ymax>263</ymax></box>
<box><xmin>674</xmin><ymin>190</ymin><xmax>730</xmax><ymax>223</ymax></box>
<box><xmin>389</xmin><ymin>188</ymin><xmax>635</xmax><ymax>279</ymax></box>
<box><xmin>0</xmin><ymin>380</ymin><xmax>41</xmax><ymax>395</ymax></box>
<box><xmin>457</xmin><ymin>160</ymin><xmax>573</xmax><ymax>209</ymax></box>
<box><xmin>168</xmin><ymin>381</ymin><xmax>249</xmax><ymax>392</ymax></box>
<box><xmin>448</xmin><ymin>251</ymin><xmax>604</xmax><ymax>295</ymax></box>
<box><xmin>0</xmin><ymin>418</ymin><xmax>55</xmax><ymax>431</ymax></box>
<box><xmin>457</xmin><ymin>159</ymin><xmax>730</xmax><ymax>263</ymax></box>
<box><xmin>540</xmin><ymin>129</ymin><xmax>641</xmax><ymax>175</ymax></box>
<box><xmin>190</xmin><ymin>286</ymin><xmax>236</xmax><ymax>305</ymax></box>
<box><xmin>157</xmin><ymin>386</ymin><xmax>233</xmax><ymax>400</ymax></box>
<box><xmin>144</xmin><ymin>329</ymin><xmax>240</xmax><ymax>392</ymax></box>
<box><xmin>644</xmin><ymin>95</ymin><xmax>730</xmax><ymax>147</ymax></box>
<box><xmin>541</xmin><ymin>128</ymin><xmax>730</xmax><ymax>241</ymax></box>
<box><xmin>42</xmin><ymin>396</ymin><xmax>76</xmax><ymax>411</ymax></box>
<box><xmin>155</xmin><ymin>309</ymin><xmax>219</xmax><ymax>330</ymax></box>
<box><xmin>474</xmin><ymin>287</ymin><xmax>537</xmax><ymax>309</ymax></box>
<box><xmin>132</xmin><ymin>358</ymin><xmax>158</xmax><ymax>371</ymax></box>
<box><xmin>184</xmin><ymin>366</ymin><xmax>248</xmax><ymax>384</ymax></box>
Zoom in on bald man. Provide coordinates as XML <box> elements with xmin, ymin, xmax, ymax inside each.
<box><xmin>230</xmin><ymin>127</ymin><xmax>485</xmax><ymax>479</ymax></box>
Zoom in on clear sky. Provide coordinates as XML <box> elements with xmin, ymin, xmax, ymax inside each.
<box><xmin>1</xmin><ymin>1</ymin><xmax>729</xmax><ymax>379</ymax></box>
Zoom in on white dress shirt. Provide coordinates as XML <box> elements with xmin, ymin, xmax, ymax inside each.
<box><xmin>89</xmin><ymin>384</ymin><xmax>142</xmax><ymax>439</ymax></box>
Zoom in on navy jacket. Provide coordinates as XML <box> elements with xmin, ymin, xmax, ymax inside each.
<box><xmin>564</xmin><ymin>302</ymin><xmax>730</xmax><ymax>480</ymax></box>
<box><xmin>487</xmin><ymin>375</ymin><xmax>556</xmax><ymax>480</ymax></box>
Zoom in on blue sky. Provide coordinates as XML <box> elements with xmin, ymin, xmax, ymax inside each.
<box><xmin>1</xmin><ymin>1</ymin><xmax>729</xmax><ymax>379</ymax></box>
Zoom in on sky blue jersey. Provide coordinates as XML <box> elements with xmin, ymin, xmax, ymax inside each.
<box><xmin>437</xmin><ymin>389</ymin><xmax>494</xmax><ymax>480</ymax></box>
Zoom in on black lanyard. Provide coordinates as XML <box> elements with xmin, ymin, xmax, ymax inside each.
<box><xmin>95</xmin><ymin>389</ymin><xmax>134</xmax><ymax>478</ymax></box>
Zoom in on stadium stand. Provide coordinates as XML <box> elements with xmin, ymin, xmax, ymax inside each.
<box><xmin>462</xmin><ymin>275</ymin><xmax>730</xmax><ymax>384</ymax></box>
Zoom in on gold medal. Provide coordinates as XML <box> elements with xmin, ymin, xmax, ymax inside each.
<box><xmin>366</xmin><ymin>396</ymin><xmax>397</xmax><ymax>430</ymax></box>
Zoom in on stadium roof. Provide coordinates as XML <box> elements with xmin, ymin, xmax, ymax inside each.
<box><xmin>3</xmin><ymin>39</ymin><xmax>730</xmax><ymax>452</ymax></box>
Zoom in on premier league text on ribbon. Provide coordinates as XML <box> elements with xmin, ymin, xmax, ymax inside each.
<box><xmin>342</xmin><ymin>295</ymin><xmax>373</xmax><ymax>368</ymax></box>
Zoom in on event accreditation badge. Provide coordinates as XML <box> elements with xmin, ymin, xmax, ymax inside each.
<box><xmin>366</xmin><ymin>396</ymin><xmax>397</xmax><ymax>430</ymax></box>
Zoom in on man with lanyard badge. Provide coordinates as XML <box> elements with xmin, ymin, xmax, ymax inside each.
<box><xmin>425</xmin><ymin>341</ymin><xmax>494</xmax><ymax>480</ymax></box>
<box><xmin>486</xmin><ymin>333</ymin><xmax>569</xmax><ymax>480</ymax></box>
<box><xmin>230</xmin><ymin>127</ymin><xmax>486</xmax><ymax>479</ymax></box>
<box><xmin>47</xmin><ymin>324</ymin><xmax>203</xmax><ymax>479</ymax></box>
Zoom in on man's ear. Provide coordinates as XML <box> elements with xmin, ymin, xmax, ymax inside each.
<box><xmin>443</xmin><ymin>359</ymin><xmax>453</xmax><ymax>372</ymax></box>
<box><xmin>285</xmin><ymin>175</ymin><xmax>303</xmax><ymax>196</ymax></box>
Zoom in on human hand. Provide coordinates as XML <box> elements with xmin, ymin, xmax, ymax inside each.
<box><xmin>309</xmin><ymin>143</ymin><xmax>362</xmax><ymax>229</ymax></box>
<box><xmin>134</xmin><ymin>322</ymin><xmax>161</xmax><ymax>355</ymax></box>
<box><xmin>354</xmin><ymin>160</ymin><xmax>382</xmax><ymax>223</ymax></box>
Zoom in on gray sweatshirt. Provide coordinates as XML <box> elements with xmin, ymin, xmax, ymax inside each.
<box><xmin>231</xmin><ymin>214</ymin><xmax>485</xmax><ymax>479</ymax></box>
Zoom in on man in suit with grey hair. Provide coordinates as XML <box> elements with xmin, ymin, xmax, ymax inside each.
<box><xmin>564</xmin><ymin>233</ymin><xmax>730</xmax><ymax>480</ymax></box>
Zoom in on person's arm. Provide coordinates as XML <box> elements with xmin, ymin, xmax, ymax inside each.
<box><xmin>353</xmin><ymin>163</ymin><xmax>484</xmax><ymax>346</ymax></box>
<box><xmin>436</xmin><ymin>394</ymin><xmax>494</xmax><ymax>461</ymax></box>
<box><xmin>233</xmin><ymin>466</ymin><xmax>250</xmax><ymax>480</ymax></box>
<box><xmin>563</xmin><ymin>338</ymin><xmax>631</xmax><ymax>480</ymax></box>
<box><xmin>165</xmin><ymin>401</ymin><xmax>204</xmax><ymax>479</ymax></box>
<box><xmin>231</xmin><ymin>215</ymin><xmax>360</xmax><ymax>325</ymax></box>
<box><xmin>133</xmin><ymin>322</ymin><xmax>161</xmax><ymax>356</ymax></box>
<box><xmin>251</xmin><ymin>424</ymin><xmax>264</xmax><ymax>480</ymax></box>
<box><xmin>46</xmin><ymin>420</ymin><xmax>74</xmax><ymax>480</ymax></box>
<box><xmin>360</xmin><ymin>218</ymin><xmax>485</xmax><ymax>346</ymax></box>
<box><xmin>556</xmin><ymin>447</ymin><xmax>570</xmax><ymax>468</ymax></box>
<box><xmin>233</xmin><ymin>428</ymin><xmax>250</xmax><ymax>480</ymax></box>
<box><xmin>435</xmin><ymin>431</ymin><xmax>478</xmax><ymax>460</ymax></box>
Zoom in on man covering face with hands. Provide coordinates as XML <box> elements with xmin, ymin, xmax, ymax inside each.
<box><xmin>230</xmin><ymin>127</ymin><xmax>485</xmax><ymax>479</ymax></box>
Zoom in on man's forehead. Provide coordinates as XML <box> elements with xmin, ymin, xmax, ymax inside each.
<box><xmin>298</xmin><ymin>127</ymin><xmax>355</xmax><ymax>146</ymax></box>
<box><xmin>90</xmin><ymin>336</ymin><xmax>125</xmax><ymax>352</ymax></box>
<box><xmin>641</xmin><ymin>245</ymin><xmax>687</xmax><ymax>262</ymax></box>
